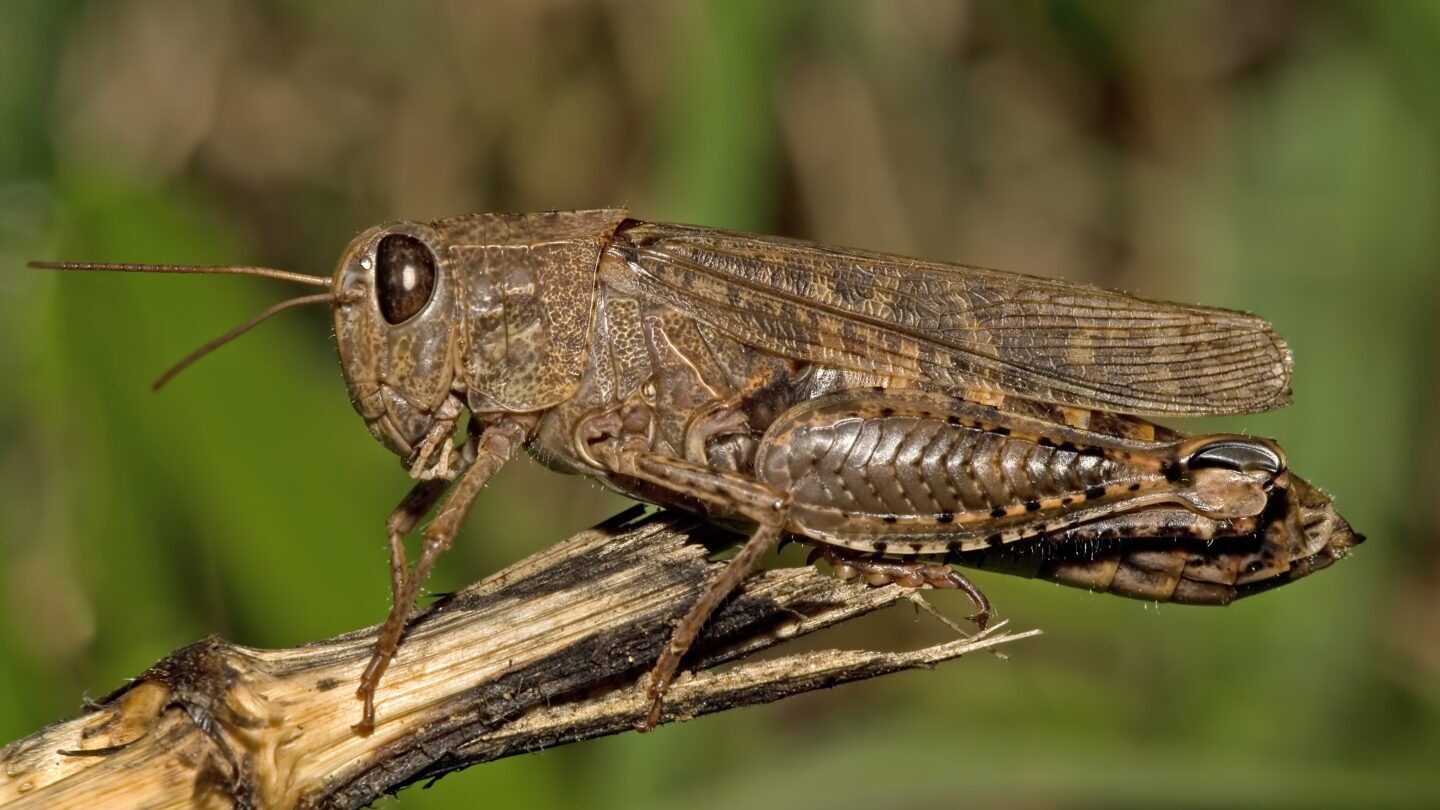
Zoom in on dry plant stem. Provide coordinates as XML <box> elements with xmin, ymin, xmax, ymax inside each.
<box><xmin>0</xmin><ymin>509</ymin><xmax>1038</xmax><ymax>810</ymax></box>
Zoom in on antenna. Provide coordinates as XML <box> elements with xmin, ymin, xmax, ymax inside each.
<box><xmin>28</xmin><ymin>260</ymin><xmax>330</xmax><ymax>288</ymax></box>
<box><xmin>30</xmin><ymin>259</ymin><xmax>341</xmax><ymax>388</ymax></box>
<box><xmin>150</xmin><ymin>292</ymin><xmax>336</xmax><ymax>390</ymax></box>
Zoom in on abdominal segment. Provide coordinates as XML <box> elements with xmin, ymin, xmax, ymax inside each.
<box><xmin>753</xmin><ymin>390</ymin><xmax>1267</xmax><ymax>556</ymax></box>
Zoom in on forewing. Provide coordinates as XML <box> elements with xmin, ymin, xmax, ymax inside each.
<box><xmin>607</xmin><ymin>222</ymin><xmax>1291</xmax><ymax>417</ymax></box>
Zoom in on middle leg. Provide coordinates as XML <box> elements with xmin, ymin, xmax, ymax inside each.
<box><xmin>589</xmin><ymin>439</ymin><xmax>790</xmax><ymax>731</ymax></box>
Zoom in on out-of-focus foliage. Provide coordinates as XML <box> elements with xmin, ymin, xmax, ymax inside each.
<box><xmin>1</xmin><ymin>1</ymin><xmax>1437</xmax><ymax>807</ymax></box>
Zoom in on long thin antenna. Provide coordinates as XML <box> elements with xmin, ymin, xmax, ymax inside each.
<box><xmin>28</xmin><ymin>260</ymin><xmax>331</xmax><ymax>288</ymax></box>
<box><xmin>151</xmin><ymin>292</ymin><xmax>335</xmax><ymax>391</ymax></box>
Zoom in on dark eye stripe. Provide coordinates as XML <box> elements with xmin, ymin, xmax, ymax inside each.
<box><xmin>376</xmin><ymin>234</ymin><xmax>437</xmax><ymax>324</ymax></box>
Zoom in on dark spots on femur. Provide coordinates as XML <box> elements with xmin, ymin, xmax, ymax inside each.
<box><xmin>947</xmin><ymin>540</ymin><xmax>963</xmax><ymax>553</ymax></box>
<box><xmin>1127</xmin><ymin>482</ymin><xmax>1142</xmax><ymax>492</ymax></box>
<box><xmin>1163</xmin><ymin>463</ymin><xmax>1182</xmax><ymax>482</ymax></box>
<box><xmin>375</xmin><ymin>233</ymin><xmax>437</xmax><ymax>325</ymax></box>
<box><xmin>1037</xmin><ymin>437</ymin><xmax>1056</xmax><ymax>448</ymax></box>
<box><xmin>1024</xmin><ymin>499</ymin><xmax>1041</xmax><ymax>512</ymax></box>
<box><xmin>990</xmin><ymin>507</ymin><xmax>1007</xmax><ymax>519</ymax></box>
<box><xmin>992</xmin><ymin>426</ymin><xmax>1011</xmax><ymax>436</ymax></box>
<box><xmin>1079</xmin><ymin>446</ymin><xmax>1105</xmax><ymax>458</ymax></box>
<box><xmin>909</xmin><ymin>543</ymin><xmax>926</xmax><ymax>553</ymax></box>
<box><xmin>1084</xmin><ymin>486</ymin><xmax>1107</xmax><ymax>501</ymax></box>
<box><xmin>871</xmin><ymin>541</ymin><xmax>889</xmax><ymax>554</ymax></box>
<box><xmin>985</xmin><ymin>533</ymin><xmax>1004</xmax><ymax>548</ymax></box>
<box><xmin>936</xmin><ymin>512</ymin><xmax>956</xmax><ymax>524</ymax></box>
<box><xmin>946</xmin><ymin>415</ymin><xmax>962</xmax><ymax>426</ymax></box>
<box><xmin>1061</xmin><ymin>496</ymin><xmax>1075</xmax><ymax>506</ymax></box>
<box><xmin>880</xmin><ymin>407</ymin><xmax>895</xmax><ymax>417</ymax></box>
<box><xmin>872</xmin><ymin>385</ymin><xmax>885</xmax><ymax>393</ymax></box>
<box><xmin>1244</xmin><ymin>560</ymin><xmax>1265</xmax><ymax>575</ymax></box>
<box><xmin>882</xmin><ymin>514</ymin><xmax>899</xmax><ymax>524</ymax></box>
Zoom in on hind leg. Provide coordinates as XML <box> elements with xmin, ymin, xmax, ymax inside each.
<box><xmin>809</xmin><ymin>544</ymin><xmax>991</xmax><ymax>629</ymax></box>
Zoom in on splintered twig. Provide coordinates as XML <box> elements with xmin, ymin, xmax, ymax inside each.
<box><xmin>0</xmin><ymin>510</ymin><xmax>1038</xmax><ymax>809</ymax></box>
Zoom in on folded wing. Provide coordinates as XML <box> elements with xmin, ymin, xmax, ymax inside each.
<box><xmin>607</xmin><ymin>222</ymin><xmax>1291</xmax><ymax>417</ymax></box>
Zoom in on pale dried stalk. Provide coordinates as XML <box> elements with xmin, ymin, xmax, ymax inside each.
<box><xmin>0</xmin><ymin>509</ymin><xmax>1038</xmax><ymax>809</ymax></box>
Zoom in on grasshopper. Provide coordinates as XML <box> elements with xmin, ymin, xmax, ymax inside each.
<box><xmin>34</xmin><ymin>208</ymin><xmax>1361</xmax><ymax>733</ymax></box>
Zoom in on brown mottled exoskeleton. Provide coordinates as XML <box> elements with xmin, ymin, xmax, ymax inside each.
<box><xmin>33</xmin><ymin>208</ymin><xmax>1362</xmax><ymax>734</ymax></box>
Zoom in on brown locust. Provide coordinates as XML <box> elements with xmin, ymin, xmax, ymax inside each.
<box><xmin>34</xmin><ymin>209</ymin><xmax>1362</xmax><ymax>733</ymax></box>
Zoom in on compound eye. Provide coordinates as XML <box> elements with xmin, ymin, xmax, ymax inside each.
<box><xmin>1186</xmin><ymin>439</ymin><xmax>1284</xmax><ymax>476</ymax></box>
<box><xmin>375</xmin><ymin>234</ymin><xmax>437</xmax><ymax>324</ymax></box>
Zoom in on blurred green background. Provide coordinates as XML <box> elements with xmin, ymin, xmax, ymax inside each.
<box><xmin>1</xmin><ymin>1</ymin><xmax>1438</xmax><ymax>807</ymax></box>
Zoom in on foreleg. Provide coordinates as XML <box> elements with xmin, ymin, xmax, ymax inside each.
<box><xmin>354</xmin><ymin>416</ymin><xmax>530</xmax><ymax>733</ymax></box>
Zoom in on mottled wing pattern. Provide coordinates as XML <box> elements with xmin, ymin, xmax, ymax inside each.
<box><xmin>609</xmin><ymin>222</ymin><xmax>1291</xmax><ymax>417</ymax></box>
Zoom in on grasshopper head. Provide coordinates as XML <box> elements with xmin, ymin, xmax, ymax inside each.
<box><xmin>332</xmin><ymin>222</ymin><xmax>461</xmax><ymax>461</ymax></box>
